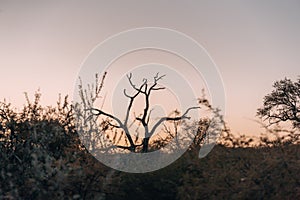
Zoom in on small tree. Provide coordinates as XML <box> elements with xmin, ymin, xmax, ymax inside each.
<box><xmin>257</xmin><ymin>77</ymin><xmax>300</xmax><ymax>129</ymax></box>
<box><xmin>77</xmin><ymin>72</ymin><xmax>200</xmax><ymax>153</ymax></box>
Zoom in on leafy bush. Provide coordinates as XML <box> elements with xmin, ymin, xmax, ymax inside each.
<box><xmin>0</xmin><ymin>92</ymin><xmax>109</xmax><ymax>199</ymax></box>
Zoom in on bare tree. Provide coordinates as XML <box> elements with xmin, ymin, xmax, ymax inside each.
<box><xmin>77</xmin><ymin>72</ymin><xmax>200</xmax><ymax>153</ymax></box>
<box><xmin>257</xmin><ymin>77</ymin><xmax>300</xmax><ymax>129</ymax></box>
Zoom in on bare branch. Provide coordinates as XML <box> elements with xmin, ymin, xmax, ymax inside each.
<box><xmin>95</xmin><ymin>72</ymin><xmax>107</xmax><ymax>99</ymax></box>
<box><xmin>149</xmin><ymin>106</ymin><xmax>200</xmax><ymax>137</ymax></box>
<box><xmin>123</xmin><ymin>89</ymin><xmax>131</xmax><ymax>98</ymax></box>
<box><xmin>87</xmin><ymin>108</ymin><xmax>136</xmax><ymax>150</ymax></box>
<box><xmin>151</xmin><ymin>87</ymin><xmax>166</xmax><ymax>91</ymax></box>
<box><xmin>88</xmin><ymin>108</ymin><xmax>123</xmax><ymax>126</ymax></box>
<box><xmin>123</xmin><ymin>74</ymin><xmax>151</xmax><ymax>128</ymax></box>
<box><xmin>107</xmin><ymin>121</ymin><xmax>121</xmax><ymax>129</ymax></box>
<box><xmin>127</xmin><ymin>73</ymin><xmax>147</xmax><ymax>94</ymax></box>
<box><xmin>148</xmin><ymin>73</ymin><xmax>166</xmax><ymax>95</ymax></box>
<box><xmin>154</xmin><ymin>72</ymin><xmax>166</xmax><ymax>82</ymax></box>
<box><xmin>147</xmin><ymin>108</ymin><xmax>154</xmax><ymax>124</ymax></box>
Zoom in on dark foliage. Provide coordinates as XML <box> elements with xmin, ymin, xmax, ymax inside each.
<box><xmin>107</xmin><ymin>144</ymin><xmax>299</xmax><ymax>200</ymax></box>
<box><xmin>0</xmin><ymin>91</ymin><xmax>299</xmax><ymax>199</ymax></box>
<box><xmin>257</xmin><ymin>77</ymin><xmax>300</xmax><ymax>129</ymax></box>
<box><xmin>0</xmin><ymin>92</ymin><xmax>110</xmax><ymax>199</ymax></box>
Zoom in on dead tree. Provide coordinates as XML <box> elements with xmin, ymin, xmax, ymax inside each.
<box><xmin>89</xmin><ymin>73</ymin><xmax>199</xmax><ymax>153</ymax></box>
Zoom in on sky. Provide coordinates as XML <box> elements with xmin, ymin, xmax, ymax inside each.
<box><xmin>0</xmin><ymin>0</ymin><xmax>299</xmax><ymax>136</ymax></box>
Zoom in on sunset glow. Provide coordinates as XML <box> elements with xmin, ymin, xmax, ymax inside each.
<box><xmin>1</xmin><ymin>1</ymin><xmax>299</xmax><ymax>136</ymax></box>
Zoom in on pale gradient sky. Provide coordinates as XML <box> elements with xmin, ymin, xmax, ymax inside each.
<box><xmin>0</xmin><ymin>1</ymin><xmax>299</xmax><ymax>136</ymax></box>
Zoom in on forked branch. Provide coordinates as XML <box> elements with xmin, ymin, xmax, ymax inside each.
<box><xmin>149</xmin><ymin>106</ymin><xmax>200</xmax><ymax>137</ymax></box>
<box><xmin>86</xmin><ymin>72</ymin><xmax>200</xmax><ymax>152</ymax></box>
<box><xmin>87</xmin><ymin>108</ymin><xmax>136</xmax><ymax>150</ymax></box>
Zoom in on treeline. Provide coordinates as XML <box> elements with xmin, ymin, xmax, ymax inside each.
<box><xmin>0</xmin><ymin>91</ymin><xmax>299</xmax><ymax>199</ymax></box>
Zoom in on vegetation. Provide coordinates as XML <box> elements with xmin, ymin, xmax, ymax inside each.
<box><xmin>74</xmin><ymin>72</ymin><xmax>213</xmax><ymax>154</ymax></box>
<box><xmin>257</xmin><ymin>77</ymin><xmax>300</xmax><ymax>129</ymax></box>
<box><xmin>0</xmin><ymin>76</ymin><xmax>299</xmax><ymax>199</ymax></box>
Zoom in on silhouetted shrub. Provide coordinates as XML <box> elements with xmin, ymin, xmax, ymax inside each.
<box><xmin>0</xmin><ymin>92</ymin><xmax>108</xmax><ymax>199</ymax></box>
<box><xmin>0</xmin><ymin>90</ymin><xmax>299</xmax><ymax>199</ymax></box>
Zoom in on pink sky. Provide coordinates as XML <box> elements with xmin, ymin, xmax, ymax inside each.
<box><xmin>0</xmin><ymin>1</ymin><xmax>299</xmax><ymax>136</ymax></box>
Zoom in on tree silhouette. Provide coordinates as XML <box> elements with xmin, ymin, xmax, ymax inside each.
<box><xmin>80</xmin><ymin>72</ymin><xmax>200</xmax><ymax>153</ymax></box>
<box><xmin>257</xmin><ymin>77</ymin><xmax>300</xmax><ymax>129</ymax></box>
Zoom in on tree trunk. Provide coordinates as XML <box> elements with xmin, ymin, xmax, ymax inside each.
<box><xmin>142</xmin><ymin>137</ymin><xmax>150</xmax><ymax>152</ymax></box>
